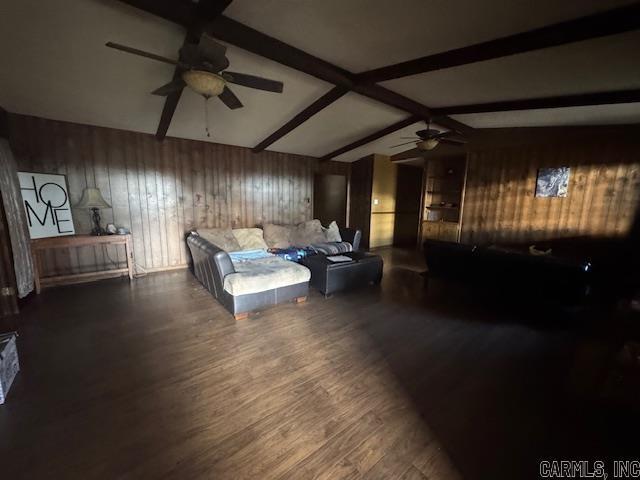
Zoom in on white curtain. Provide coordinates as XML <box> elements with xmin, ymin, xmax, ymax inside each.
<box><xmin>0</xmin><ymin>139</ymin><xmax>34</xmax><ymax>298</ymax></box>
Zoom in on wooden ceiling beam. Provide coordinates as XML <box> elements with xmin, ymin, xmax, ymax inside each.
<box><xmin>320</xmin><ymin>115</ymin><xmax>420</xmax><ymax>160</ymax></box>
<box><xmin>357</xmin><ymin>3</ymin><xmax>640</xmax><ymax>84</ymax></box>
<box><xmin>116</xmin><ymin>0</ymin><xmax>197</xmax><ymax>28</ymax></box>
<box><xmin>432</xmin><ymin>89</ymin><xmax>640</xmax><ymax>116</ymax></box>
<box><xmin>117</xmin><ymin>1</ymin><xmax>472</xmax><ymax>144</ymax></box>
<box><xmin>208</xmin><ymin>16</ymin><xmax>354</xmax><ymax>88</ymax></box>
<box><xmin>352</xmin><ymin>84</ymin><xmax>472</xmax><ymax>134</ymax></box>
<box><xmin>204</xmin><ymin>16</ymin><xmax>470</xmax><ymax>148</ymax></box>
<box><xmin>252</xmin><ymin>87</ymin><xmax>349</xmax><ymax>152</ymax></box>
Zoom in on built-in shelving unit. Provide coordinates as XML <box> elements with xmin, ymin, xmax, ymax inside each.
<box><xmin>421</xmin><ymin>156</ymin><xmax>467</xmax><ymax>243</ymax></box>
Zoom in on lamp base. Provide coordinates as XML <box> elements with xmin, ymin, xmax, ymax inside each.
<box><xmin>90</xmin><ymin>208</ymin><xmax>105</xmax><ymax>236</ymax></box>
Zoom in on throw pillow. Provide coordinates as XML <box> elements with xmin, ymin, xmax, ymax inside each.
<box><xmin>197</xmin><ymin>228</ymin><xmax>242</xmax><ymax>252</ymax></box>
<box><xmin>232</xmin><ymin>228</ymin><xmax>269</xmax><ymax>251</ymax></box>
<box><xmin>322</xmin><ymin>221</ymin><xmax>342</xmax><ymax>242</ymax></box>
<box><xmin>263</xmin><ymin>224</ymin><xmax>294</xmax><ymax>249</ymax></box>
<box><xmin>293</xmin><ymin>219</ymin><xmax>326</xmax><ymax>246</ymax></box>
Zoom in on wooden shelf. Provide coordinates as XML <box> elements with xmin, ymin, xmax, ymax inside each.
<box><xmin>426</xmin><ymin>205</ymin><xmax>459</xmax><ymax>210</ymax></box>
<box><xmin>422</xmin><ymin>156</ymin><xmax>466</xmax><ymax>242</ymax></box>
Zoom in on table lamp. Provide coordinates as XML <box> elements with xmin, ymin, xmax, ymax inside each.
<box><xmin>75</xmin><ymin>187</ymin><xmax>112</xmax><ymax>235</ymax></box>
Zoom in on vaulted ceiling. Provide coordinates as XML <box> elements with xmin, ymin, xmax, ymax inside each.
<box><xmin>1</xmin><ymin>0</ymin><xmax>639</xmax><ymax>162</ymax></box>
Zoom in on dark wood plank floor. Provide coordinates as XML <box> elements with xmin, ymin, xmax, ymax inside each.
<box><xmin>0</xmin><ymin>248</ymin><xmax>636</xmax><ymax>479</ymax></box>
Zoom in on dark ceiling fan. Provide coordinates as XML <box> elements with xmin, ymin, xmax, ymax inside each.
<box><xmin>106</xmin><ymin>33</ymin><xmax>284</xmax><ymax>111</ymax></box>
<box><xmin>391</xmin><ymin>124</ymin><xmax>466</xmax><ymax>152</ymax></box>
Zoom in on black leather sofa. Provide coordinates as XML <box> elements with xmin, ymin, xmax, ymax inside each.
<box><xmin>186</xmin><ymin>227</ymin><xmax>362</xmax><ymax>319</ymax></box>
<box><xmin>423</xmin><ymin>239</ymin><xmax>594</xmax><ymax>304</ymax></box>
<box><xmin>187</xmin><ymin>235</ymin><xmax>309</xmax><ymax>319</ymax></box>
<box><xmin>335</xmin><ymin>227</ymin><xmax>362</xmax><ymax>252</ymax></box>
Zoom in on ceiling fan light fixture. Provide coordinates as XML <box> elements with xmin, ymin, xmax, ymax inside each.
<box><xmin>417</xmin><ymin>138</ymin><xmax>439</xmax><ymax>151</ymax></box>
<box><xmin>182</xmin><ymin>70</ymin><xmax>226</xmax><ymax>97</ymax></box>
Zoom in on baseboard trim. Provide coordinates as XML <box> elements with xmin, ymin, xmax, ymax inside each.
<box><xmin>142</xmin><ymin>264</ymin><xmax>189</xmax><ymax>274</ymax></box>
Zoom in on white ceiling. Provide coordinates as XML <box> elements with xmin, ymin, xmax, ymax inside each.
<box><xmin>382</xmin><ymin>30</ymin><xmax>640</xmax><ymax>108</ymax></box>
<box><xmin>0</xmin><ymin>0</ymin><xmax>638</xmax><ymax>162</ymax></box>
<box><xmin>225</xmin><ymin>0</ymin><xmax>637</xmax><ymax>72</ymax></box>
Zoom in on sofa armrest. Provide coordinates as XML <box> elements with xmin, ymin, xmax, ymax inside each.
<box><xmin>213</xmin><ymin>250</ymin><xmax>235</xmax><ymax>278</ymax></box>
<box><xmin>186</xmin><ymin>234</ymin><xmax>235</xmax><ymax>297</ymax></box>
<box><xmin>340</xmin><ymin>227</ymin><xmax>362</xmax><ymax>251</ymax></box>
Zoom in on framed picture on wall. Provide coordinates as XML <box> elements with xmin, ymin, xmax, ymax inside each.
<box><xmin>18</xmin><ymin>172</ymin><xmax>75</xmax><ymax>239</ymax></box>
<box><xmin>535</xmin><ymin>167</ymin><xmax>570</xmax><ymax>198</ymax></box>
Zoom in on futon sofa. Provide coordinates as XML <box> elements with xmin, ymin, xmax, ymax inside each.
<box><xmin>186</xmin><ymin>220</ymin><xmax>362</xmax><ymax>319</ymax></box>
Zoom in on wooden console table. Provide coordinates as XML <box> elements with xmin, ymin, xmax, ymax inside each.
<box><xmin>31</xmin><ymin>234</ymin><xmax>134</xmax><ymax>294</ymax></box>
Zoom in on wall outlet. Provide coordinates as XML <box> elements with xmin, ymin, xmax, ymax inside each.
<box><xmin>373</xmin><ymin>198</ymin><xmax>379</xmax><ymax>205</ymax></box>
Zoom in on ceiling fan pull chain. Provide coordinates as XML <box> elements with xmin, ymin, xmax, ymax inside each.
<box><xmin>204</xmin><ymin>95</ymin><xmax>211</xmax><ymax>137</ymax></box>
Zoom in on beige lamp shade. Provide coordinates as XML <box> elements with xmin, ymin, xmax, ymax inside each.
<box><xmin>75</xmin><ymin>187</ymin><xmax>112</xmax><ymax>209</ymax></box>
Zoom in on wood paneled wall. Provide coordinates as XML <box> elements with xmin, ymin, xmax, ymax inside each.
<box><xmin>8</xmin><ymin>114</ymin><xmax>349</xmax><ymax>275</ymax></box>
<box><xmin>460</xmin><ymin>128</ymin><xmax>640</xmax><ymax>245</ymax></box>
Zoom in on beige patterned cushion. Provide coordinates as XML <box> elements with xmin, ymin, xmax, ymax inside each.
<box><xmin>224</xmin><ymin>257</ymin><xmax>311</xmax><ymax>296</ymax></box>
<box><xmin>322</xmin><ymin>221</ymin><xmax>342</xmax><ymax>242</ymax></box>
<box><xmin>232</xmin><ymin>228</ymin><xmax>268</xmax><ymax>251</ymax></box>
<box><xmin>263</xmin><ymin>224</ymin><xmax>294</xmax><ymax>249</ymax></box>
<box><xmin>293</xmin><ymin>219</ymin><xmax>327</xmax><ymax>246</ymax></box>
<box><xmin>197</xmin><ymin>228</ymin><xmax>241</xmax><ymax>252</ymax></box>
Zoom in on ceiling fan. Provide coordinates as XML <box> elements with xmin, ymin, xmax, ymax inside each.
<box><xmin>105</xmin><ymin>33</ymin><xmax>284</xmax><ymax>111</ymax></box>
<box><xmin>390</xmin><ymin>123</ymin><xmax>466</xmax><ymax>152</ymax></box>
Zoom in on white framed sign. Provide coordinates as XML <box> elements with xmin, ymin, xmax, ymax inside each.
<box><xmin>18</xmin><ymin>172</ymin><xmax>75</xmax><ymax>239</ymax></box>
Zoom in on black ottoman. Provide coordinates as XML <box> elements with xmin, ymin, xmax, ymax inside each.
<box><xmin>302</xmin><ymin>252</ymin><xmax>383</xmax><ymax>296</ymax></box>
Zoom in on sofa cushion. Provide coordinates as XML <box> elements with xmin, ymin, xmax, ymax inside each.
<box><xmin>197</xmin><ymin>228</ymin><xmax>241</xmax><ymax>252</ymax></box>
<box><xmin>322</xmin><ymin>221</ymin><xmax>342</xmax><ymax>242</ymax></box>
<box><xmin>293</xmin><ymin>219</ymin><xmax>326</xmax><ymax>246</ymax></box>
<box><xmin>263</xmin><ymin>224</ymin><xmax>294</xmax><ymax>249</ymax></box>
<box><xmin>311</xmin><ymin>241</ymin><xmax>353</xmax><ymax>255</ymax></box>
<box><xmin>223</xmin><ymin>257</ymin><xmax>311</xmax><ymax>296</ymax></box>
<box><xmin>233</xmin><ymin>227</ymin><xmax>268</xmax><ymax>251</ymax></box>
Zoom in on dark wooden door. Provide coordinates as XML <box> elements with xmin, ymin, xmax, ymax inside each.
<box><xmin>314</xmin><ymin>174</ymin><xmax>347</xmax><ymax>227</ymax></box>
<box><xmin>393</xmin><ymin>164</ymin><xmax>423</xmax><ymax>247</ymax></box>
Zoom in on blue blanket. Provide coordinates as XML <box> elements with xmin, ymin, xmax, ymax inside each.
<box><xmin>228</xmin><ymin>249</ymin><xmax>274</xmax><ymax>263</ymax></box>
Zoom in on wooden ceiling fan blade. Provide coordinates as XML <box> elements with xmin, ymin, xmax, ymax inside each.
<box><xmin>391</xmin><ymin>148</ymin><xmax>423</xmax><ymax>161</ymax></box>
<box><xmin>390</xmin><ymin>140</ymin><xmax>418</xmax><ymax>148</ymax></box>
<box><xmin>198</xmin><ymin>34</ymin><xmax>230</xmax><ymax>71</ymax></box>
<box><xmin>106</xmin><ymin>42</ymin><xmax>182</xmax><ymax>67</ymax></box>
<box><xmin>151</xmin><ymin>79</ymin><xmax>186</xmax><ymax>96</ymax></box>
<box><xmin>218</xmin><ymin>86</ymin><xmax>243</xmax><ymax>110</ymax></box>
<box><xmin>438</xmin><ymin>131</ymin><xmax>467</xmax><ymax>143</ymax></box>
<box><xmin>440</xmin><ymin>138</ymin><xmax>467</xmax><ymax>145</ymax></box>
<box><xmin>222</xmin><ymin>72</ymin><xmax>283</xmax><ymax>93</ymax></box>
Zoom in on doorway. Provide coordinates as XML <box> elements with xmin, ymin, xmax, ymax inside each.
<box><xmin>314</xmin><ymin>174</ymin><xmax>347</xmax><ymax>227</ymax></box>
<box><xmin>393</xmin><ymin>164</ymin><xmax>423</xmax><ymax>247</ymax></box>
